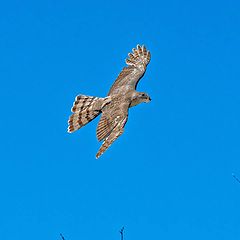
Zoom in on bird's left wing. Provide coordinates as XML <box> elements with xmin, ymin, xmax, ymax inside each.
<box><xmin>108</xmin><ymin>44</ymin><xmax>151</xmax><ymax>95</ymax></box>
<box><xmin>96</xmin><ymin>100</ymin><xmax>129</xmax><ymax>159</ymax></box>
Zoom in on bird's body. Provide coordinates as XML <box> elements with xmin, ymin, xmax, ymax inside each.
<box><xmin>68</xmin><ymin>44</ymin><xmax>151</xmax><ymax>158</ymax></box>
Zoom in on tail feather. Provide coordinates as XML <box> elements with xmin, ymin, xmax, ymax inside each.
<box><xmin>71</xmin><ymin>95</ymin><xmax>96</xmax><ymax>112</ymax></box>
<box><xmin>68</xmin><ymin>95</ymin><xmax>110</xmax><ymax>133</ymax></box>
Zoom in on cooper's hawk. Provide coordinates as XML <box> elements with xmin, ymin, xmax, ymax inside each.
<box><xmin>68</xmin><ymin>44</ymin><xmax>151</xmax><ymax>158</ymax></box>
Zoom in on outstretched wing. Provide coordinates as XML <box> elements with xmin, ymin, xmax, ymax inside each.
<box><xmin>96</xmin><ymin>100</ymin><xmax>129</xmax><ymax>158</ymax></box>
<box><xmin>108</xmin><ymin>44</ymin><xmax>151</xmax><ymax>95</ymax></box>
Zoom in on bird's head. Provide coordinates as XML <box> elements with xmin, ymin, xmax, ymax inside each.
<box><xmin>130</xmin><ymin>92</ymin><xmax>151</xmax><ymax>107</ymax></box>
<box><xmin>137</xmin><ymin>92</ymin><xmax>151</xmax><ymax>103</ymax></box>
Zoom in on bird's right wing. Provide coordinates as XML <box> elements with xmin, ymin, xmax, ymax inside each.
<box><xmin>108</xmin><ymin>45</ymin><xmax>151</xmax><ymax>95</ymax></box>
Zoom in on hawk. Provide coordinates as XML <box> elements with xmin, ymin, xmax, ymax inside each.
<box><xmin>68</xmin><ymin>44</ymin><xmax>151</xmax><ymax>158</ymax></box>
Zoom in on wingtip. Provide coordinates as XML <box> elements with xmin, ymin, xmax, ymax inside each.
<box><xmin>126</xmin><ymin>44</ymin><xmax>150</xmax><ymax>67</ymax></box>
<box><xmin>136</xmin><ymin>44</ymin><xmax>145</xmax><ymax>49</ymax></box>
<box><xmin>96</xmin><ymin>149</ymin><xmax>104</xmax><ymax>159</ymax></box>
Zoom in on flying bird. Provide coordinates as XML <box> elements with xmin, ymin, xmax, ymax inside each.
<box><xmin>68</xmin><ymin>44</ymin><xmax>151</xmax><ymax>158</ymax></box>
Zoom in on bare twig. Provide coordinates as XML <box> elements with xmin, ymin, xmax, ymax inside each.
<box><xmin>119</xmin><ymin>227</ymin><xmax>124</xmax><ymax>240</ymax></box>
<box><xmin>232</xmin><ymin>173</ymin><xmax>240</xmax><ymax>184</ymax></box>
<box><xmin>60</xmin><ymin>233</ymin><xmax>65</xmax><ymax>240</ymax></box>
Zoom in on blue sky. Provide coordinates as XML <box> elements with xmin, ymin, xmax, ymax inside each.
<box><xmin>0</xmin><ymin>0</ymin><xmax>240</xmax><ymax>239</ymax></box>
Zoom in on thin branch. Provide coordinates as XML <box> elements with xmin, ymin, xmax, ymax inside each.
<box><xmin>119</xmin><ymin>227</ymin><xmax>124</xmax><ymax>240</ymax></box>
<box><xmin>232</xmin><ymin>173</ymin><xmax>240</xmax><ymax>184</ymax></box>
<box><xmin>60</xmin><ymin>233</ymin><xmax>65</xmax><ymax>240</ymax></box>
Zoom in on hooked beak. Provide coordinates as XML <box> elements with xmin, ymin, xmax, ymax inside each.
<box><xmin>145</xmin><ymin>96</ymin><xmax>151</xmax><ymax>103</ymax></box>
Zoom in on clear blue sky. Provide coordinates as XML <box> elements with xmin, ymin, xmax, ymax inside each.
<box><xmin>0</xmin><ymin>0</ymin><xmax>240</xmax><ymax>239</ymax></box>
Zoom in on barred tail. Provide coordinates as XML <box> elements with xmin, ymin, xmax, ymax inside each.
<box><xmin>68</xmin><ymin>95</ymin><xmax>111</xmax><ymax>133</ymax></box>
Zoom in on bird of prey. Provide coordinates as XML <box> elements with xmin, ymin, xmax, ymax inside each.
<box><xmin>68</xmin><ymin>44</ymin><xmax>151</xmax><ymax>158</ymax></box>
